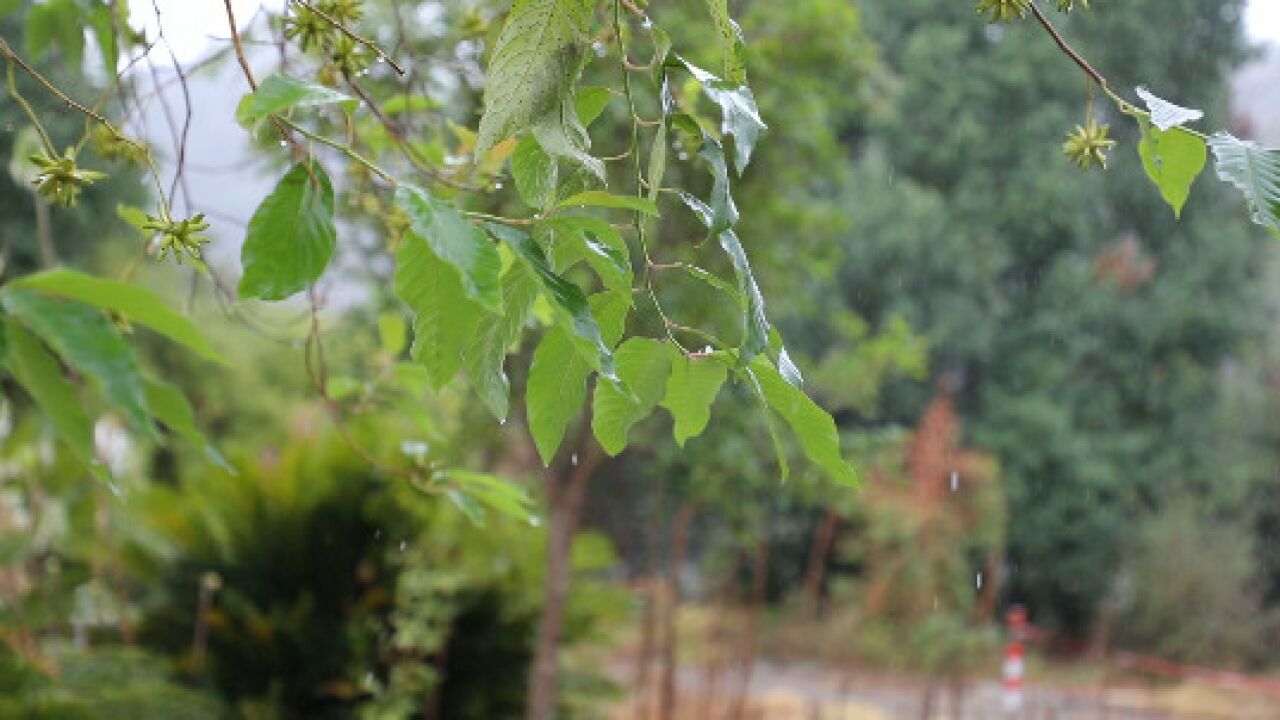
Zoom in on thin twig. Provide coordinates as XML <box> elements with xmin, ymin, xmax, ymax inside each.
<box><xmin>289</xmin><ymin>0</ymin><xmax>405</xmax><ymax>75</ymax></box>
<box><xmin>0</xmin><ymin>37</ymin><xmax>140</xmax><ymax>150</ymax></box>
<box><xmin>1026</xmin><ymin>2</ymin><xmax>1108</xmax><ymax>89</ymax></box>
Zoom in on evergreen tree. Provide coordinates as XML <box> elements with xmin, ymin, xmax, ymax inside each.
<box><xmin>843</xmin><ymin>0</ymin><xmax>1264</xmax><ymax>632</ymax></box>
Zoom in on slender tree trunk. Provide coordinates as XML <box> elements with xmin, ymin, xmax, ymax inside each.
<box><xmin>527</xmin><ymin>426</ymin><xmax>602</xmax><ymax>720</ymax></box>
<box><xmin>633</xmin><ymin>577</ymin><xmax>657</xmax><ymax>720</ymax></box>
<box><xmin>658</xmin><ymin>502</ymin><xmax>697</xmax><ymax>720</ymax></box>
<box><xmin>802</xmin><ymin>508</ymin><xmax>841</xmax><ymax>620</ymax></box>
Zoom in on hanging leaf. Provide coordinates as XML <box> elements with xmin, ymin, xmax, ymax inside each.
<box><xmin>1207</xmin><ymin>133</ymin><xmax>1280</xmax><ymax>238</ymax></box>
<box><xmin>25</xmin><ymin>0</ymin><xmax>83</xmax><ymax>69</ymax></box>
<box><xmin>239</xmin><ymin>161</ymin><xmax>337</xmax><ymax>301</ymax></box>
<box><xmin>464</xmin><ymin>262</ymin><xmax>540</xmax><ymax>420</ymax></box>
<box><xmin>236</xmin><ymin>73</ymin><xmax>357</xmax><ymax>130</ymax></box>
<box><xmin>1136</xmin><ymin>118</ymin><xmax>1206</xmax><ymax>219</ymax></box>
<box><xmin>556</xmin><ymin>191</ymin><xmax>659</xmax><ymax>216</ymax></box>
<box><xmin>527</xmin><ymin>291</ymin><xmax>630</xmax><ymax>464</ymax></box>
<box><xmin>486</xmin><ymin>224</ymin><xmax>616</xmax><ymax>380</ymax></box>
<box><xmin>719</xmin><ymin>231</ymin><xmax>770</xmax><ymax>365</ymax></box>
<box><xmin>745</xmin><ymin>363</ymin><xmax>789</xmax><ymax>480</ymax></box>
<box><xmin>660</xmin><ymin>354</ymin><xmax>729</xmax><ymax>446</ymax></box>
<box><xmin>3</xmin><ymin>290</ymin><xmax>156</xmax><ymax>439</ymax></box>
<box><xmin>702</xmin><ymin>0</ymin><xmax>747</xmax><ymax>85</ymax></box>
<box><xmin>750</xmin><ymin>356</ymin><xmax>858</xmax><ymax>487</ymax></box>
<box><xmin>442</xmin><ymin>470</ymin><xmax>537</xmax><ymax>525</ymax></box>
<box><xmin>592</xmin><ymin>338</ymin><xmax>677</xmax><ymax>456</ymax></box>
<box><xmin>3</xmin><ymin>319</ymin><xmax>105</xmax><ymax>480</ymax></box>
<box><xmin>476</xmin><ymin>0</ymin><xmax>593</xmax><ymax>155</ymax></box>
<box><xmin>12</xmin><ymin>269</ymin><xmax>225</xmax><ymax>364</ymax></box>
<box><xmin>144</xmin><ymin>378</ymin><xmax>233</xmax><ymax>472</ymax></box>
<box><xmin>531</xmin><ymin>95</ymin><xmax>605</xmax><ymax>181</ymax></box>
<box><xmin>542</xmin><ymin>215</ymin><xmax>632</xmax><ymax>291</ymax></box>
<box><xmin>512</xmin><ymin>135</ymin><xmax>558</xmax><ymax>210</ymax></box>
<box><xmin>1136</xmin><ymin>87</ymin><xmax>1203</xmax><ymax>132</ymax></box>
<box><xmin>395</xmin><ymin>184</ymin><xmax>503</xmax><ymax>312</ymax></box>
<box><xmin>680</xmin><ymin>60</ymin><xmax>767</xmax><ymax>175</ymax></box>
<box><xmin>675</xmin><ymin>123</ymin><xmax>738</xmax><ymax>234</ymax></box>
<box><xmin>395</xmin><ymin>229</ymin><xmax>485</xmax><ymax>389</ymax></box>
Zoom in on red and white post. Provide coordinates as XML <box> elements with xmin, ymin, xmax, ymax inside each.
<box><xmin>1003</xmin><ymin>604</ymin><xmax>1028</xmax><ymax>716</ymax></box>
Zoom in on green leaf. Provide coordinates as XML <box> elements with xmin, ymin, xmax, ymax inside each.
<box><xmin>378</xmin><ymin>311</ymin><xmax>407</xmax><ymax>356</ymax></box>
<box><xmin>1136</xmin><ymin>87</ymin><xmax>1203</xmax><ymax>132</ymax></box>
<box><xmin>143</xmin><ymin>377</ymin><xmax>232</xmax><ymax>472</ymax></box>
<box><xmin>676</xmin><ymin>124</ymin><xmax>738</xmax><ymax>234</ymax></box>
<box><xmin>680</xmin><ymin>60</ymin><xmax>766</xmax><ymax>174</ymax></box>
<box><xmin>238</xmin><ymin>161</ymin><xmax>337</xmax><ymax>301</ymax></box>
<box><xmin>26</xmin><ymin>0</ymin><xmax>83</xmax><ymax>69</ymax></box>
<box><xmin>1136</xmin><ymin>118</ymin><xmax>1206</xmax><ymax>219</ymax></box>
<box><xmin>395</xmin><ymin>184</ymin><xmax>503</xmax><ymax>312</ymax></box>
<box><xmin>4</xmin><ymin>290</ymin><xmax>156</xmax><ymax>439</ymax></box>
<box><xmin>745</xmin><ymin>363</ymin><xmax>789</xmax><ymax>480</ymax></box>
<box><xmin>531</xmin><ymin>94</ymin><xmax>605</xmax><ymax>181</ymax></box>
<box><xmin>464</xmin><ymin>261</ymin><xmax>540</xmax><ymax>419</ymax></box>
<box><xmin>750</xmin><ymin>356</ymin><xmax>858</xmax><ymax>487</ymax></box>
<box><xmin>719</xmin><ymin>231</ymin><xmax>770</xmax><ymax>365</ymax></box>
<box><xmin>512</xmin><ymin>135</ymin><xmax>558</xmax><ymax>210</ymax></box>
<box><xmin>88</xmin><ymin>3</ymin><xmax>120</xmax><ymax>79</ymax></box>
<box><xmin>702</xmin><ymin>0</ymin><xmax>747</xmax><ymax>85</ymax></box>
<box><xmin>11</xmin><ymin>269</ymin><xmax>225</xmax><ymax>364</ymax></box>
<box><xmin>542</xmin><ymin>215</ymin><xmax>633</xmax><ymax>292</ymax></box>
<box><xmin>4</xmin><ymin>319</ymin><xmax>104</xmax><ymax>479</ymax></box>
<box><xmin>394</xmin><ymin>229</ymin><xmax>485</xmax><ymax>388</ymax></box>
<box><xmin>648</xmin><ymin>121</ymin><xmax>668</xmax><ymax>202</ymax></box>
<box><xmin>661</xmin><ymin>354</ymin><xmax>728</xmax><ymax>446</ymax></box>
<box><xmin>443</xmin><ymin>470</ymin><xmax>537</xmax><ymax>525</ymax></box>
<box><xmin>476</xmin><ymin>0</ymin><xmax>593</xmax><ymax>155</ymax></box>
<box><xmin>235</xmin><ymin>74</ymin><xmax>357</xmax><ymax>130</ymax></box>
<box><xmin>1207</xmin><ymin>133</ymin><xmax>1280</xmax><ymax>237</ymax></box>
<box><xmin>487</xmin><ymin>224</ymin><xmax>616</xmax><ymax>380</ymax></box>
<box><xmin>527</xmin><ymin>291</ymin><xmax>630</xmax><ymax>464</ymax></box>
<box><xmin>576</xmin><ymin>86</ymin><xmax>614</xmax><ymax>126</ymax></box>
<box><xmin>592</xmin><ymin>338</ymin><xmax>677</xmax><ymax>456</ymax></box>
<box><xmin>557</xmin><ymin>190</ymin><xmax>659</xmax><ymax>216</ymax></box>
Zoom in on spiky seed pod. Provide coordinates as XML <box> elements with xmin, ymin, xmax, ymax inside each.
<box><xmin>29</xmin><ymin>148</ymin><xmax>107</xmax><ymax>208</ymax></box>
<box><xmin>975</xmin><ymin>0</ymin><xmax>1030</xmax><ymax>23</ymax></box>
<box><xmin>90</xmin><ymin>125</ymin><xmax>150</xmax><ymax>166</ymax></box>
<box><xmin>144</xmin><ymin>211</ymin><xmax>211</xmax><ymax>264</ymax></box>
<box><xmin>1062</xmin><ymin>119</ymin><xmax>1116</xmax><ymax>170</ymax></box>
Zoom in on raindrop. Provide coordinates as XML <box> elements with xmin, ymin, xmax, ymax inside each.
<box><xmin>493</xmin><ymin>181</ymin><xmax>504</xmax><ymax>190</ymax></box>
<box><xmin>499</xmin><ymin>417</ymin><xmax>508</xmax><ymax>425</ymax></box>
<box><xmin>950</xmin><ymin>470</ymin><xmax>959</xmax><ymax>492</ymax></box>
<box><xmin>571</xmin><ymin>452</ymin><xmax>579</xmax><ymax>466</ymax></box>
<box><xmin>399</xmin><ymin>541</ymin><xmax>407</xmax><ymax>552</ymax></box>
<box><xmin>976</xmin><ymin>572</ymin><xmax>983</xmax><ymax>590</ymax></box>
<box><xmin>278</xmin><ymin>140</ymin><xmax>288</xmax><ymax>148</ymax></box>
<box><xmin>529</xmin><ymin>516</ymin><xmax>541</xmax><ymax>528</ymax></box>
<box><xmin>640</xmin><ymin>16</ymin><xmax>653</xmax><ymax>30</ymax></box>
<box><xmin>375</xmin><ymin>57</ymin><xmax>386</xmax><ymax>64</ymax></box>
<box><xmin>591</xmin><ymin>41</ymin><xmax>606</xmax><ymax>57</ymax></box>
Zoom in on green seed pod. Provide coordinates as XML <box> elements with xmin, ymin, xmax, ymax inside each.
<box><xmin>1062</xmin><ymin>119</ymin><xmax>1116</xmax><ymax>170</ymax></box>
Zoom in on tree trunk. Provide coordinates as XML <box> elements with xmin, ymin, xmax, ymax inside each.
<box><xmin>802</xmin><ymin>508</ymin><xmax>841</xmax><ymax>620</ymax></box>
<box><xmin>526</xmin><ymin>426</ymin><xmax>602</xmax><ymax>720</ymax></box>
<box><xmin>658</xmin><ymin>501</ymin><xmax>697</xmax><ymax>720</ymax></box>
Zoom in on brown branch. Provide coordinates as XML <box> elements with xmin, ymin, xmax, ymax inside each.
<box><xmin>1027</xmin><ymin>2</ymin><xmax>1109</xmax><ymax>89</ymax></box>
